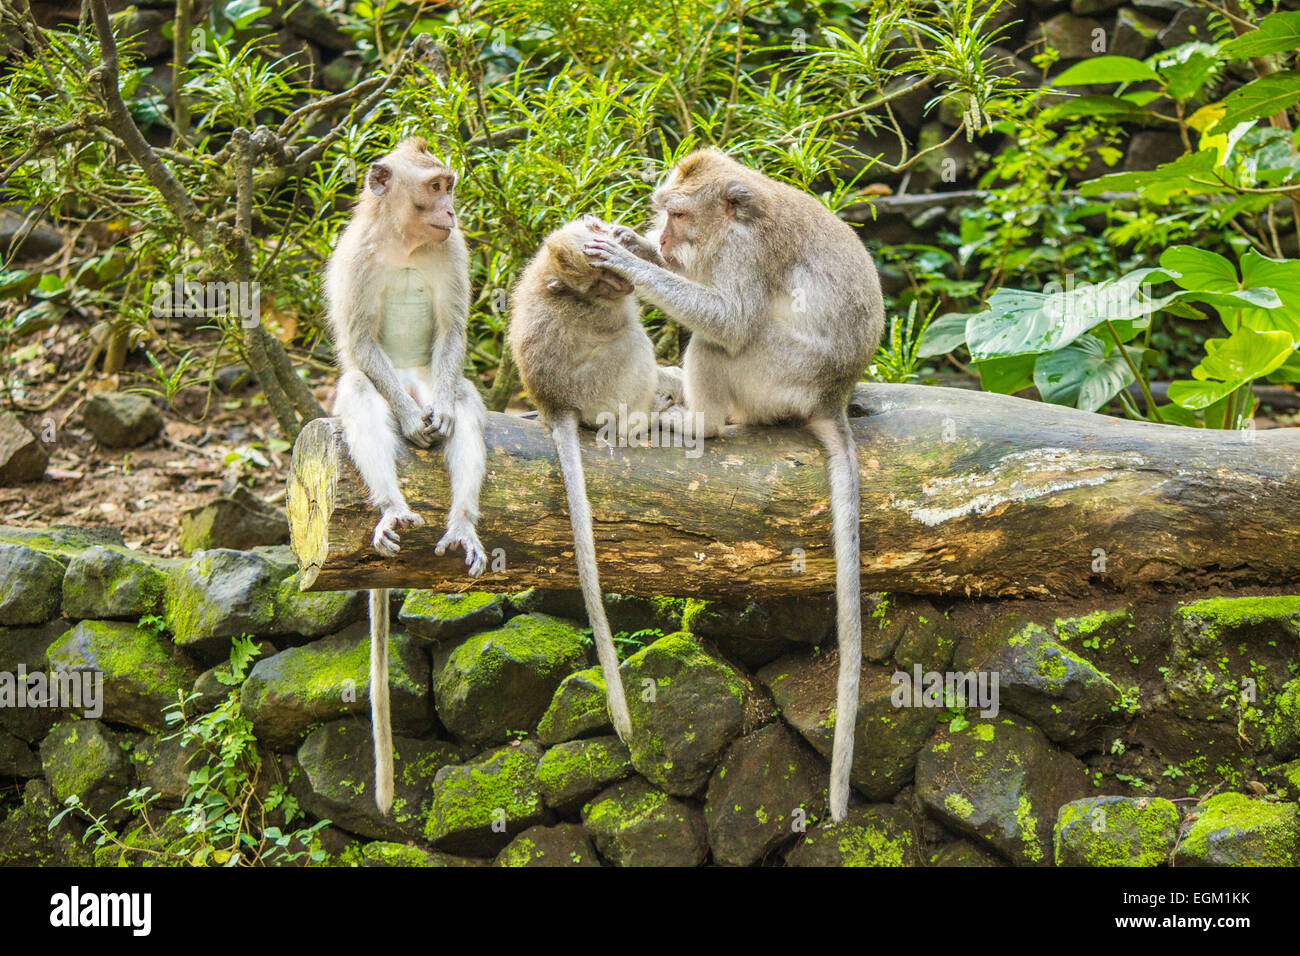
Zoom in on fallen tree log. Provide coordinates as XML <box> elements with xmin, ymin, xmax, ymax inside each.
<box><xmin>288</xmin><ymin>383</ymin><xmax>1300</xmax><ymax>599</ymax></box>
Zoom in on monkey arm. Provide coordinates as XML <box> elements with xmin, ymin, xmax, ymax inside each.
<box><xmin>584</xmin><ymin>236</ymin><xmax>752</xmax><ymax>354</ymax></box>
<box><xmin>350</xmin><ymin>334</ymin><xmax>428</xmax><ymax>439</ymax></box>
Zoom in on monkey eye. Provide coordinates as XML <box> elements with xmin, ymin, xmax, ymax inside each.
<box><xmin>414</xmin><ymin>203</ymin><xmax>429</xmax><ymax>212</ymax></box>
<box><xmin>670</xmin><ymin>211</ymin><xmax>687</xmax><ymax>221</ymax></box>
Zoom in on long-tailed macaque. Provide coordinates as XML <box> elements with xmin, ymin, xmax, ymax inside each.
<box><xmin>325</xmin><ymin>137</ymin><xmax>487</xmax><ymax>813</ymax></box>
<box><xmin>507</xmin><ymin>215</ymin><xmax>684</xmax><ymax>743</ymax></box>
<box><xmin>582</xmin><ymin>150</ymin><xmax>884</xmax><ymax>822</ymax></box>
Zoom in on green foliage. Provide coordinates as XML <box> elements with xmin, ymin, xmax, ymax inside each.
<box><xmin>50</xmin><ymin>636</ymin><xmax>330</xmax><ymax>866</ymax></box>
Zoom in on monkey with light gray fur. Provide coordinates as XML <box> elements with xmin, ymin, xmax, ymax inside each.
<box><xmin>583</xmin><ymin>149</ymin><xmax>884</xmax><ymax>823</ymax></box>
<box><xmin>325</xmin><ymin>137</ymin><xmax>488</xmax><ymax>813</ymax></box>
<box><xmin>508</xmin><ymin>215</ymin><xmax>685</xmax><ymax>743</ymax></box>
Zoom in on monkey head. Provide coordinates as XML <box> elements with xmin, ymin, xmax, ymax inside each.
<box><xmin>542</xmin><ymin>216</ymin><xmax>635</xmax><ymax>300</ymax></box>
<box><xmin>650</xmin><ymin>149</ymin><xmax>761</xmax><ymax>273</ymax></box>
<box><xmin>365</xmin><ymin>137</ymin><xmax>458</xmax><ymax>246</ymax></box>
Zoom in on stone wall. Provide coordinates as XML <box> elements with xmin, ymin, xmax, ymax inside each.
<box><xmin>1</xmin><ymin>523</ymin><xmax>1297</xmax><ymax>866</ymax></box>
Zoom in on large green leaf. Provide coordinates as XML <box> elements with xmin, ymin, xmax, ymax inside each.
<box><xmin>1167</xmin><ymin>379</ymin><xmax>1239</xmax><ymax>410</ymax></box>
<box><xmin>1033</xmin><ymin>335</ymin><xmax>1141</xmax><ymax>412</ymax></box>
<box><xmin>916</xmin><ymin>311</ymin><xmax>971</xmax><ymax>358</ymax></box>
<box><xmin>1039</xmin><ymin>95</ymin><xmax>1152</xmax><ymax>124</ymax></box>
<box><xmin>1219</xmin><ymin>11</ymin><xmax>1300</xmax><ymax>60</ymax></box>
<box><xmin>1237</xmin><ymin>250</ymin><xmax>1300</xmax><ymax>342</ymax></box>
<box><xmin>1152</xmin><ymin>43</ymin><xmax>1222</xmax><ymax>102</ymax></box>
<box><xmin>974</xmin><ymin>354</ymin><xmax>1036</xmax><ymax>395</ymax></box>
<box><xmin>1207</xmin><ymin>70</ymin><xmax>1300</xmax><ymax>135</ymax></box>
<box><xmin>965</xmin><ymin>269</ymin><xmax>1172</xmax><ymax>361</ymax></box>
<box><xmin>1267</xmin><ymin>351</ymin><xmax>1300</xmax><ymax>384</ymax></box>
<box><xmin>1079</xmin><ymin>150</ymin><xmax>1223</xmax><ymax>203</ymax></box>
<box><xmin>1052</xmin><ymin>56</ymin><xmax>1157</xmax><ymax>86</ymax></box>
<box><xmin>1160</xmin><ymin>246</ymin><xmax>1237</xmax><ymax>292</ymax></box>
<box><xmin>1201</xmin><ymin>326</ymin><xmax>1294</xmax><ymax>380</ymax></box>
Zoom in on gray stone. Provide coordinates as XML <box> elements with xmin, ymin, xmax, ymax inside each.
<box><xmin>1124</xmin><ymin>130</ymin><xmax>1185</xmax><ymax>171</ymax></box>
<box><xmin>1173</xmin><ymin>793</ymin><xmax>1298</xmax><ymax>866</ymax></box>
<box><xmin>535</xmin><ymin>666</ymin><xmax>614</xmax><ymax>744</ymax></box>
<box><xmin>494</xmin><ymin>823</ymin><xmax>601</xmax><ymax>867</ymax></box>
<box><xmin>534</xmin><ymin>736</ymin><xmax>633</xmax><ymax>810</ymax></box>
<box><xmin>360</xmin><ymin>842</ymin><xmax>487</xmax><ymax>867</ymax></box>
<box><xmin>82</xmin><ymin>392</ymin><xmax>163</xmax><ymax>448</ymax></box>
<box><xmin>582</xmin><ymin>777</ymin><xmax>708</xmax><ymax>867</ymax></box>
<box><xmin>274</xmin><ymin>571</ymin><xmax>364</xmax><ymax>637</ymax></box>
<box><xmin>39</xmin><ymin>718</ymin><xmax>132</xmax><ymax>819</ymax></box>
<box><xmin>0</xmin><ymin>544</ymin><xmax>64</xmax><ymax>625</ymax></box>
<box><xmin>760</xmin><ymin>651</ymin><xmax>936</xmax><ymax>800</ymax></box>
<box><xmin>240</xmin><ymin>625</ymin><xmax>431</xmax><ymax>749</ymax></box>
<box><xmin>178</xmin><ymin>487</ymin><xmax>289</xmax><ymax>552</ymax></box>
<box><xmin>1054</xmin><ymin>795</ymin><xmax>1178</xmax><ymax>866</ymax></box>
<box><xmin>0</xmin><ymin>412</ymin><xmax>47</xmax><ymax>482</ymax></box>
<box><xmin>398</xmin><ymin>589</ymin><xmax>506</xmax><ymax>641</ymax></box>
<box><xmin>432</xmin><ymin>613</ymin><xmax>587</xmax><ymax>746</ymax></box>
<box><xmin>425</xmin><ymin>742</ymin><xmax>547</xmax><ymax>856</ymax></box>
<box><xmin>0</xmin><ymin>780</ymin><xmax>92</xmax><ymax>865</ymax></box>
<box><xmin>785</xmin><ymin>805</ymin><xmax>920</xmax><ymax>867</ymax></box>
<box><xmin>1111</xmin><ymin>7</ymin><xmax>1164</xmax><ymax>58</ymax></box>
<box><xmin>1158</xmin><ymin>5</ymin><xmax>1211</xmax><ymax>46</ymax></box>
<box><xmin>704</xmin><ymin>722</ymin><xmax>828</xmax><ymax>866</ymax></box>
<box><xmin>61</xmin><ymin>546</ymin><xmax>169</xmax><ymax>620</ymax></box>
<box><xmin>0</xmin><ymin>729</ymin><xmax>39</xmax><ymax>778</ymax></box>
<box><xmin>164</xmin><ymin>548</ymin><xmax>295</xmax><ymax>657</ymax></box>
<box><xmin>622</xmin><ymin>633</ymin><xmax>750</xmax><ymax>796</ymax></box>
<box><xmin>0</xmin><ymin>621</ymin><xmax>64</xmax><ymax>740</ymax></box>
<box><xmin>1040</xmin><ymin>13</ymin><xmax>1105</xmax><ymax>60</ymax></box>
<box><xmin>915</xmin><ymin>715</ymin><xmax>1090</xmax><ymax>865</ymax></box>
<box><xmin>45</xmin><ymin>620</ymin><xmax>197</xmax><ymax>732</ymax></box>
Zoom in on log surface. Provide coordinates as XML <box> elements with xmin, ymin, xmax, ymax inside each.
<box><xmin>288</xmin><ymin>383</ymin><xmax>1300</xmax><ymax>598</ymax></box>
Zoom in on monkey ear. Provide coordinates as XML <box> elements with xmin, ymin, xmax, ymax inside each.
<box><xmin>723</xmin><ymin>181</ymin><xmax>754</xmax><ymax>219</ymax></box>
<box><xmin>547</xmin><ymin>236</ymin><xmax>587</xmax><ymax>274</ymax></box>
<box><xmin>580</xmin><ymin>214</ymin><xmax>602</xmax><ymax>230</ymax></box>
<box><xmin>367</xmin><ymin>162</ymin><xmax>393</xmax><ymax>196</ymax></box>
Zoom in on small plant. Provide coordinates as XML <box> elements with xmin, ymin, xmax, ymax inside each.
<box><xmin>51</xmin><ymin>636</ymin><xmax>330</xmax><ymax>866</ymax></box>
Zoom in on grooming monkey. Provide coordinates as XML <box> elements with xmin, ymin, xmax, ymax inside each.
<box><xmin>584</xmin><ymin>150</ymin><xmax>884</xmax><ymax>822</ymax></box>
<box><xmin>325</xmin><ymin>137</ymin><xmax>488</xmax><ymax>813</ymax></box>
<box><xmin>507</xmin><ymin>215</ymin><xmax>685</xmax><ymax>742</ymax></box>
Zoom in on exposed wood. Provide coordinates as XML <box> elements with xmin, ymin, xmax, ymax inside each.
<box><xmin>288</xmin><ymin>384</ymin><xmax>1300</xmax><ymax>598</ymax></box>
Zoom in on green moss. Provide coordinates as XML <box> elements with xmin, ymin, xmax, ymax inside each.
<box><xmin>944</xmin><ymin>793</ymin><xmax>975</xmax><ymax>820</ymax></box>
<box><xmin>1178</xmin><ymin>793</ymin><xmax>1299</xmax><ymax>866</ymax></box>
<box><xmin>1178</xmin><ymin>595</ymin><xmax>1300</xmax><ymax>642</ymax></box>
<box><xmin>1016</xmin><ymin>795</ymin><xmax>1043</xmax><ymax>863</ymax></box>
<box><xmin>836</xmin><ymin>822</ymin><xmax>913</xmax><ymax>867</ymax></box>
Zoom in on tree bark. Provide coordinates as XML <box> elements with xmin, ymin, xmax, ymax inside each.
<box><xmin>288</xmin><ymin>384</ymin><xmax>1300</xmax><ymax>598</ymax></box>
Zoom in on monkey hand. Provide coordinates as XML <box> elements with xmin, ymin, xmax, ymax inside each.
<box><xmin>399</xmin><ymin>408</ymin><xmax>436</xmax><ymax>448</ymax></box>
<box><xmin>435</xmin><ymin>516</ymin><xmax>487</xmax><ymax>577</ymax></box>
<box><xmin>583</xmin><ymin>235</ymin><xmax>639</xmax><ymax>279</ymax></box>
<box><xmin>421</xmin><ymin>397</ymin><xmax>456</xmax><ymax>441</ymax></box>
<box><xmin>373</xmin><ymin>508</ymin><xmax>424</xmax><ymax>557</ymax></box>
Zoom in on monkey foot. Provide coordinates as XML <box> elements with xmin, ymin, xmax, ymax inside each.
<box><xmin>435</xmin><ymin>519</ymin><xmax>487</xmax><ymax>577</ymax></box>
<box><xmin>372</xmin><ymin>509</ymin><xmax>424</xmax><ymax>557</ymax></box>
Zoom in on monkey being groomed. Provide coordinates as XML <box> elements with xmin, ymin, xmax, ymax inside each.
<box><xmin>583</xmin><ymin>150</ymin><xmax>884</xmax><ymax>822</ymax></box>
<box><xmin>508</xmin><ymin>214</ymin><xmax>690</xmax><ymax>743</ymax></box>
<box><xmin>325</xmin><ymin>137</ymin><xmax>488</xmax><ymax>813</ymax></box>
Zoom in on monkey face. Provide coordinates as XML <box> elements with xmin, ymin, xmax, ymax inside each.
<box><xmin>545</xmin><ymin>220</ymin><xmax>634</xmax><ymax>299</ymax></box>
<box><xmin>367</xmin><ymin>140</ymin><xmax>459</xmax><ymax>245</ymax></box>
<box><xmin>652</xmin><ymin>150</ymin><xmax>758</xmax><ymax>273</ymax></box>
<box><xmin>405</xmin><ymin>172</ymin><xmax>457</xmax><ymax>241</ymax></box>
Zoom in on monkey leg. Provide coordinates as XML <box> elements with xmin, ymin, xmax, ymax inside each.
<box><xmin>808</xmin><ymin>411</ymin><xmax>863</xmax><ymax>824</ymax></box>
<box><xmin>434</xmin><ymin>376</ymin><xmax>488</xmax><ymax>576</ymax></box>
<box><xmin>334</xmin><ymin>369</ymin><xmax>423</xmax><ymax>556</ymax></box>
<box><xmin>682</xmin><ymin>350</ymin><xmax>731</xmax><ymax>438</ymax></box>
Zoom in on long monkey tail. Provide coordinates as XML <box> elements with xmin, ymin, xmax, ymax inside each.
<box><xmin>809</xmin><ymin>411</ymin><xmax>862</xmax><ymax>824</ymax></box>
<box><xmin>370</xmin><ymin>587</ymin><xmax>394</xmax><ymax>814</ymax></box>
<box><xmin>551</xmin><ymin>411</ymin><xmax>634</xmax><ymax>741</ymax></box>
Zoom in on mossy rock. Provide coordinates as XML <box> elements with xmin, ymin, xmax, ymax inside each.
<box><xmin>535</xmin><ymin>667</ymin><xmax>613</xmax><ymax>744</ymax></box>
<box><xmin>189</xmin><ymin>639</ymin><xmax>277</xmax><ymax>714</ymax></box>
<box><xmin>1266</xmin><ymin>678</ymin><xmax>1300</xmax><ymax>758</ymax></box>
<box><xmin>1054</xmin><ymin>796</ymin><xmax>1178</xmax><ymax>867</ymax></box>
<box><xmin>46</xmin><ymin>620</ymin><xmax>197</xmax><ymax>732</ymax></box>
<box><xmin>534</xmin><ymin>736</ymin><xmax>633</xmax><ymax>810</ymax></box>
<box><xmin>398</xmin><ymin>590</ymin><xmax>507</xmax><ymax>642</ymax></box>
<box><xmin>1173</xmin><ymin>793</ymin><xmax>1299</xmax><ymax>867</ymax></box>
<box><xmin>683</xmin><ymin>595</ymin><xmax>832</xmax><ymax>667</ymax></box>
<box><xmin>274</xmin><ymin>571</ymin><xmax>365</xmax><ymax>638</ymax></box>
<box><xmin>132</xmin><ymin>734</ymin><xmax>191</xmax><ymax>807</ymax></box>
<box><xmin>164</xmin><ymin>548</ymin><xmax>295</xmax><ymax>658</ymax></box>
<box><xmin>0</xmin><ymin>729</ymin><xmax>39</xmax><ymax>779</ymax></box>
<box><xmin>955</xmin><ymin>615</ymin><xmax>1122</xmax><ymax>751</ymax></box>
<box><xmin>785</xmin><ymin>805</ymin><xmax>919</xmax><ymax>867</ymax></box>
<box><xmin>425</xmin><ymin>741</ymin><xmax>547</xmax><ymax>856</ymax></box>
<box><xmin>432</xmin><ymin>613</ymin><xmax>588</xmax><ymax>746</ymax></box>
<box><xmin>360</xmin><ymin>841</ymin><xmax>487</xmax><ymax>867</ymax></box>
<box><xmin>759</xmin><ymin>650</ymin><xmax>935</xmax><ymax>801</ymax></box>
<box><xmin>861</xmin><ymin>593</ymin><xmax>952</xmax><ymax>665</ymax></box>
<box><xmin>704</xmin><ymin>722</ymin><xmax>828</xmax><ymax>866</ymax></box>
<box><xmin>891</xmin><ymin>600</ymin><xmax>960</xmax><ymax>673</ymax></box>
<box><xmin>915</xmin><ymin>715</ymin><xmax>1090</xmax><ymax>866</ymax></box>
<box><xmin>38</xmin><ymin>718</ymin><xmax>133</xmax><ymax>820</ymax></box>
<box><xmin>0</xmin><ymin>543</ymin><xmax>65</xmax><ymax>626</ymax></box>
<box><xmin>291</xmin><ymin>718</ymin><xmax>465</xmax><ymax>842</ymax></box>
<box><xmin>60</xmin><ymin>546</ymin><xmax>170</xmax><ymax>621</ymax></box>
<box><xmin>240</xmin><ymin>625</ymin><xmax>431</xmax><ymax>749</ymax></box>
<box><xmin>1177</xmin><ymin>595</ymin><xmax>1300</xmax><ymax>653</ymax></box>
<box><xmin>0</xmin><ymin>780</ymin><xmax>92</xmax><ymax>865</ymax></box>
<box><xmin>0</xmin><ymin>524</ymin><xmax>123</xmax><ymax>561</ymax></box>
<box><xmin>493</xmin><ymin>823</ymin><xmax>601</xmax><ymax>867</ymax></box>
<box><xmin>621</xmin><ymin>632</ymin><xmax>750</xmax><ymax>796</ymax></box>
<box><xmin>582</xmin><ymin>777</ymin><xmax>708</xmax><ymax>867</ymax></box>
<box><xmin>928</xmin><ymin>840</ymin><xmax>1005</xmax><ymax>866</ymax></box>
<box><xmin>1054</xmin><ymin>607</ymin><xmax>1132</xmax><ymax>646</ymax></box>
<box><xmin>0</xmin><ymin>620</ymin><xmax>65</xmax><ymax>741</ymax></box>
